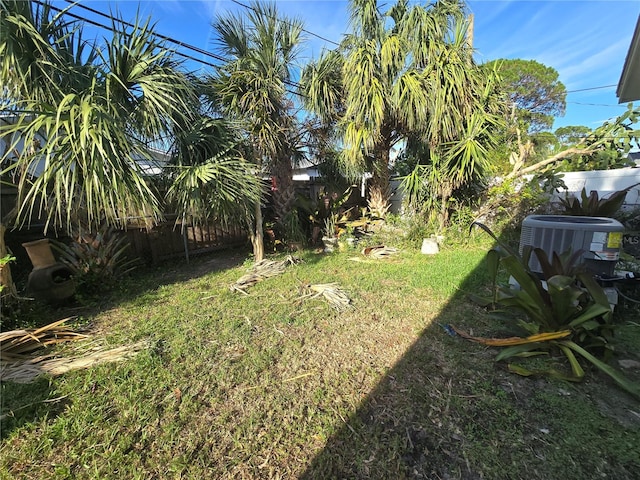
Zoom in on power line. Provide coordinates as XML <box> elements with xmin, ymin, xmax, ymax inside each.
<box><xmin>48</xmin><ymin>0</ymin><xmax>304</xmax><ymax>95</ymax></box>
<box><xmin>60</xmin><ymin>0</ymin><xmax>227</xmax><ymax>65</ymax></box>
<box><xmin>36</xmin><ymin>0</ymin><xmax>222</xmax><ymax>70</ymax></box>
<box><xmin>566</xmin><ymin>84</ymin><xmax>618</xmax><ymax>94</ymax></box>
<box><xmin>567</xmin><ymin>102</ymin><xmax>629</xmax><ymax>107</ymax></box>
<box><xmin>229</xmin><ymin>0</ymin><xmax>341</xmax><ymax>48</ymax></box>
<box><xmin>29</xmin><ymin>2</ymin><xmax>629</xmax><ymax>108</ymax></box>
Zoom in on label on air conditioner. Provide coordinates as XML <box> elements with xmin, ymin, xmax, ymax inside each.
<box><xmin>592</xmin><ymin>251</ymin><xmax>619</xmax><ymax>261</ymax></box>
<box><xmin>589</xmin><ymin>242</ymin><xmax>604</xmax><ymax>252</ymax></box>
<box><xmin>592</xmin><ymin>232</ymin><xmax>608</xmax><ymax>244</ymax></box>
<box><xmin>607</xmin><ymin>232</ymin><xmax>622</xmax><ymax>249</ymax></box>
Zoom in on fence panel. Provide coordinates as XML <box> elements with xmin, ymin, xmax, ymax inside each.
<box><xmin>125</xmin><ymin>220</ymin><xmax>247</xmax><ymax>264</ymax></box>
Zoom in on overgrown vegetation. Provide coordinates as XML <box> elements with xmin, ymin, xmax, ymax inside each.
<box><xmin>471</xmin><ymin>222</ymin><xmax>640</xmax><ymax>398</ymax></box>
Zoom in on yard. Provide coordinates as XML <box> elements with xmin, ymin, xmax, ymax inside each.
<box><xmin>1</xmin><ymin>233</ymin><xmax>640</xmax><ymax>479</ymax></box>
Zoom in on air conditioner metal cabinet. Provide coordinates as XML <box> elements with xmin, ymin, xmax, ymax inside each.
<box><xmin>519</xmin><ymin>215</ymin><xmax>624</xmax><ymax>277</ymax></box>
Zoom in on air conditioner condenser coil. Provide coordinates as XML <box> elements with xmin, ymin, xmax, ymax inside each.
<box><xmin>519</xmin><ymin>215</ymin><xmax>624</xmax><ymax>277</ymax></box>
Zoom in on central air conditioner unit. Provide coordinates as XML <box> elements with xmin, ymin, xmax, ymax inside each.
<box><xmin>519</xmin><ymin>215</ymin><xmax>624</xmax><ymax>277</ymax></box>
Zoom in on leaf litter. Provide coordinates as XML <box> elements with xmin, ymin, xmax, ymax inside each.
<box><xmin>1</xmin><ymin>317</ymin><xmax>149</xmax><ymax>383</ymax></box>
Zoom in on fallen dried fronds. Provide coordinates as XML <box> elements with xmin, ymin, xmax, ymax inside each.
<box><xmin>450</xmin><ymin>326</ymin><xmax>572</xmax><ymax>346</ymax></box>
<box><xmin>0</xmin><ymin>317</ymin><xmax>88</xmax><ymax>361</ymax></box>
<box><xmin>299</xmin><ymin>283</ymin><xmax>352</xmax><ymax>311</ymax></box>
<box><xmin>0</xmin><ymin>340</ymin><xmax>150</xmax><ymax>383</ymax></box>
<box><xmin>231</xmin><ymin>255</ymin><xmax>300</xmax><ymax>292</ymax></box>
<box><xmin>362</xmin><ymin>245</ymin><xmax>398</xmax><ymax>259</ymax></box>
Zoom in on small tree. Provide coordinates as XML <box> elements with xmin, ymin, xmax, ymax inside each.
<box><xmin>209</xmin><ymin>1</ymin><xmax>305</xmax><ymax>260</ymax></box>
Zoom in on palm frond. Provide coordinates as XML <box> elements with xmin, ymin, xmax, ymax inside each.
<box><xmin>166</xmin><ymin>152</ymin><xmax>262</xmax><ymax>226</ymax></box>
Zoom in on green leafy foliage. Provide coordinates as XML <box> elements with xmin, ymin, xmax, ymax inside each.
<box><xmin>296</xmin><ymin>187</ymin><xmax>352</xmax><ymax>241</ymax></box>
<box><xmin>1</xmin><ymin>1</ymin><xmax>259</xmax><ymax>242</ymax></box>
<box><xmin>555</xmin><ymin>125</ymin><xmax>592</xmax><ymax>146</ymax></box>
<box><xmin>51</xmin><ymin>225</ymin><xmax>138</xmax><ymax>293</ymax></box>
<box><xmin>558</xmin><ymin>184</ymin><xmax>640</xmax><ymax>217</ymax></box>
<box><xmin>553</xmin><ymin>105</ymin><xmax>640</xmax><ymax>173</ymax></box>
<box><xmin>0</xmin><ymin>254</ymin><xmax>16</xmax><ymax>295</ymax></box>
<box><xmin>472</xmin><ymin>222</ymin><xmax>640</xmax><ymax>398</ymax></box>
<box><xmin>485</xmin><ymin>58</ymin><xmax>566</xmax><ymax>132</ymax></box>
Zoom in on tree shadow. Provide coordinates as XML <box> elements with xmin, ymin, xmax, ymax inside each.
<box><xmin>299</xmin><ymin>267</ymin><xmax>496</xmax><ymax>479</ymax></box>
<box><xmin>0</xmin><ymin>377</ymin><xmax>69</xmax><ymax>440</ymax></box>
<box><xmin>300</xmin><ymin>226</ymin><xmax>640</xmax><ymax>479</ymax></box>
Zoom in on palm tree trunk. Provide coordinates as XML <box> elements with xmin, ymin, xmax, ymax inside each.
<box><xmin>368</xmin><ymin>138</ymin><xmax>392</xmax><ymax>217</ymax></box>
<box><xmin>0</xmin><ymin>223</ymin><xmax>18</xmax><ymax>298</ymax></box>
<box><xmin>272</xmin><ymin>154</ymin><xmax>296</xmax><ymax>233</ymax></box>
<box><xmin>251</xmin><ymin>201</ymin><xmax>265</xmax><ymax>262</ymax></box>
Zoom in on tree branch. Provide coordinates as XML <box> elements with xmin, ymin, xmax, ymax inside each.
<box><xmin>506</xmin><ymin>145</ymin><xmax>598</xmax><ymax>179</ymax></box>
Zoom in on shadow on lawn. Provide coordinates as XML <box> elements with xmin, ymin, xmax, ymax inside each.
<box><xmin>300</xmin><ymin>264</ymin><xmax>495</xmax><ymax>479</ymax></box>
<box><xmin>0</xmin><ymin>377</ymin><xmax>70</xmax><ymax>440</ymax></box>
<box><xmin>300</xmin><ymin>231</ymin><xmax>640</xmax><ymax>479</ymax></box>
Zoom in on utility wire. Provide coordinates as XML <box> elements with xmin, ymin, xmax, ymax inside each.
<box><xmin>38</xmin><ymin>0</ymin><xmax>221</xmax><ymax>69</ymax></box>
<box><xmin>567</xmin><ymin>102</ymin><xmax>629</xmax><ymax>107</ymax></box>
<box><xmin>48</xmin><ymin>0</ymin><xmax>304</xmax><ymax>95</ymax></box>
<box><xmin>229</xmin><ymin>0</ymin><xmax>341</xmax><ymax>47</ymax></box>
<box><xmin>40</xmin><ymin>1</ymin><xmax>627</xmax><ymax>104</ymax></box>
<box><xmin>566</xmin><ymin>84</ymin><xmax>618</xmax><ymax>94</ymax></box>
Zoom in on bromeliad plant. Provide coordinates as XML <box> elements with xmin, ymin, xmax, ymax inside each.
<box><xmin>469</xmin><ymin>222</ymin><xmax>640</xmax><ymax>399</ymax></box>
<box><xmin>51</xmin><ymin>225</ymin><xmax>139</xmax><ymax>293</ymax></box>
<box><xmin>558</xmin><ymin>183</ymin><xmax>640</xmax><ymax>217</ymax></box>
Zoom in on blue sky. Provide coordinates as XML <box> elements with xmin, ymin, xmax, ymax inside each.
<box><xmin>55</xmin><ymin>0</ymin><xmax>640</xmax><ymax>130</ymax></box>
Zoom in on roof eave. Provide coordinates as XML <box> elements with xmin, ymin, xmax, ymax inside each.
<box><xmin>618</xmin><ymin>15</ymin><xmax>640</xmax><ymax>103</ymax></box>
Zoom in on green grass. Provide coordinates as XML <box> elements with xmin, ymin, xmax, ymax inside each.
<box><xmin>1</xmin><ymin>240</ymin><xmax>639</xmax><ymax>479</ymax></box>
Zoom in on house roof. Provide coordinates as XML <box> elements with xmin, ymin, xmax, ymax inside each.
<box><xmin>617</xmin><ymin>15</ymin><xmax>640</xmax><ymax>103</ymax></box>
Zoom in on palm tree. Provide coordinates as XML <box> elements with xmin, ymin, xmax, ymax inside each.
<box><xmin>167</xmin><ymin>112</ymin><xmax>262</xmax><ymax>232</ymax></box>
<box><xmin>0</xmin><ymin>0</ymin><xmax>261</xmax><ymax>293</ymax></box>
<box><xmin>1</xmin><ymin>0</ymin><xmax>194</xmax><ymax>231</ymax></box>
<box><xmin>209</xmin><ymin>1</ymin><xmax>305</xmax><ymax>260</ymax></box>
<box><xmin>301</xmin><ymin>0</ymin><xmax>502</xmax><ymax>222</ymax></box>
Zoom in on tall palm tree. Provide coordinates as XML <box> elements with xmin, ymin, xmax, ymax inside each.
<box><xmin>0</xmin><ymin>0</ymin><xmax>261</xmax><ymax>293</ymax></box>
<box><xmin>1</xmin><ymin>0</ymin><xmax>194</xmax><ymax>231</ymax></box>
<box><xmin>209</xmin><ymin>1</ymin><xmax>304</xmax><ymax>260</ymax></box>
<box><xmin>301</xmin><ymin>0</ymin><xmax>502</xmax><ymax>222</ymax></box>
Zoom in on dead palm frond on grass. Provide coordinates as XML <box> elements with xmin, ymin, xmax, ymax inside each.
<box><xmin>1</xmin><ymin>340</ymin><xmax>150</xmax><ymax>383</ymax></box>
<box><xmin>362</xmin><ymin>245</ymin><xmax>399</xmax><ymax>259</ymax></box>
<box><xmin>0</xmin><ymin>317</ymin><xmax>87</xmax><ymax>361</ymax></box>
<box><xmin>1</xmin><ymin>317</ymin><xmax>149</xmax><ymax>383</ymax></box>
<box><xmin>230</xmin><ymin>255</ymin><xmax>300</xmax><ymax>293</ymax></box>
<box><xmin>299</xmin><ymin>283</ymin><xmax>352</xmax><ymax>311</ymax></box>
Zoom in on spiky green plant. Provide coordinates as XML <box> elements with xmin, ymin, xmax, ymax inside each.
<box><xmin>471</xmin><ymin>221</ymin><xmax>640</xmax><ymax>399</ymax></box>
<box><xmin>51</xmin><ymin>225</ymin><xmax>138</xmax><ymax>293</ymax></box>
<box><xmin>559</xmin><ymin>184</ymin><xmax>640</xmax><ymax>217</ymax></box>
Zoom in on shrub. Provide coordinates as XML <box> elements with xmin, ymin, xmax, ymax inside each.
<box><xmin>51</xmin><ymin>225</ymin><xmax>138</xmax><ymax>294</ymax></box>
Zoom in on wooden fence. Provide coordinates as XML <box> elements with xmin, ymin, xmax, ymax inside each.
<box><xmin>125</xmin><ymin>220</ymin><xmax>248</xmax><ymax>264</ymax></box>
